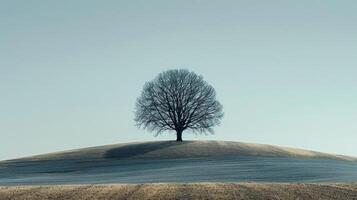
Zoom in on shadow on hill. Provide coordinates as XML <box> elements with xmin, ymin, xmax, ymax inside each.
<box><xmin>104</xmin><ymin>141</ymin><xmax>191</xmax><ymax>159</ymax></box>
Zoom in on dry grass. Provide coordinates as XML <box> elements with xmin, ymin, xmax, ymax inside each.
<box><xmin>1</xmin><ymin>183</ymin><xmax>357</xmax><ymax>200</ymax></box>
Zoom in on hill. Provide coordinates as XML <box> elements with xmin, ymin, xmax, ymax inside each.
<box><xmin>1</xmin><ymin>141</ymin><xmax>357</xmax><ymax>185</ymax></box>
<box><xmin>4</xmin><ymin>140</ymin><xmax>355</xmax><ymax>162</ymax></box>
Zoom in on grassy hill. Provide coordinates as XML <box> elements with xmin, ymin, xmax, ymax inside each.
<box><xmin>1</xmin><ymin>140</ymin><xmax>357</xmax><ymax>188</ymax></box>
<box><xmin>4</xmin><ymin>140</ymin><xmax>355</xmax><ymax>162</ymax></box>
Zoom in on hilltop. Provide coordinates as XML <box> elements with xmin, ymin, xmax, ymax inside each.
<box><xmin>4</xmin><ymin>140</ymin><xmax>355</xmax><ymax>162</ymax></box>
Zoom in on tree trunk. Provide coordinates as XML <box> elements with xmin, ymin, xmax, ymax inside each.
<box><xmin>176</xmin><ymin>130</ymin><xmax>183</xmax><ymax>142</ymax></box>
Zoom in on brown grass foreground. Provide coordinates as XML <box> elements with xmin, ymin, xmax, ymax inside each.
<box><xmin>1</xmin><ymin>183</ymin><xmax>357</xmax><ymax>200</ymax></box>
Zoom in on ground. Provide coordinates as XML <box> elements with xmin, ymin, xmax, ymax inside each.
<box><xmin>1</xmin><ymin>183</ymin><xmax>357</xmax><ymax>200</ymax></box>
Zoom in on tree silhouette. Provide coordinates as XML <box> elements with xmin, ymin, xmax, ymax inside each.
<box><xmin>134</xmin><ymin>69</ymin><xmax>223</xmax><ymax>141</ymax></box>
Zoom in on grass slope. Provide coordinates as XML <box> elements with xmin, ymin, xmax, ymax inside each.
<box><xmin>4</xmin><ymin>140</ymin><xmax>355</xmax><ymax>163</ymax></box>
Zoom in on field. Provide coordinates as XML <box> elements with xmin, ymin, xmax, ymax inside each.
<box><xmin>1</xmin><ymin>183</ymin><xmax>357</xmax><ymax>200</ymax></box>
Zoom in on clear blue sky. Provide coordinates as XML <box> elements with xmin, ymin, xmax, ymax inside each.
<box><xmin>1</xmin><ymin>0</ymin><xmax>356</xmax><ymax>160</ymax></box>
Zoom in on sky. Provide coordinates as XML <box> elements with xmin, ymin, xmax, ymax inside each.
<box><xmin>0</xmin><ymin>0</ymin><xmax>356</xmax><ymax>160</ymax></box>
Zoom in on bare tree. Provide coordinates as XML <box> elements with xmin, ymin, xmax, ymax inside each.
<box><xmin>134</xmin><ymin>69</ymin><xmax>223</xmax><ymax>141</ymax></box>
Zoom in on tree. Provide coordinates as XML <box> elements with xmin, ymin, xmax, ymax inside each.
<box><xmin>134</xmin><ymin>69</ymin><xmax>223</xmax><ymax>141</ymax></box>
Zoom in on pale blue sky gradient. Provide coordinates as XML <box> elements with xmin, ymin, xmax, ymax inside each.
<box><xmin>1</xmin><ymin>0</ymin><xmax>356</xmax><ymax>160</ymax></box>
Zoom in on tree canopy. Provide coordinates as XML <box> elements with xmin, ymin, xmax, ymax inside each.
<box><xmin>134</xmin><ymin>69</ymin><xmax>223</xmax><ymax>141</ymax></box>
